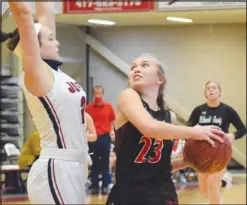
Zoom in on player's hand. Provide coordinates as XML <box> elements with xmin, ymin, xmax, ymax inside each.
<box><xmin>191</xmin><ymin>125</ymin><xmax>225</xmax><ymax>147</ymax></box>
<box><xmin>225</xmin><ymin>133</ymin><xmax>235</xmax><ymax>143</ymax></box>
<box><xmin>9</xmin><ymin>1</ymin><xmax>33</xmax><ymax>14</ymax></box>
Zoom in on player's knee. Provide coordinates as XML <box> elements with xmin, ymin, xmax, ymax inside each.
<box><xmin>207</xmin><ymin>174</ymin><xmax>222</xmax><ymax>189</ymax></box>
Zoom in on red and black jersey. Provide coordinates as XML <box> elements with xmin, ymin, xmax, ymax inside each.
<box><xmin>114</xmin><ymin>100</ymin><xmax>174</xmax><ymax>187</ymax></box>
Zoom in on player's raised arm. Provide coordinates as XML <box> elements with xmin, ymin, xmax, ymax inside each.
<box><xmin>118</xmin><ymin>88</ymin><xmax>224</xmax><ymax>146</ymax></box>
<box><xmin>35</xmin><ymin>2</ymin><xmax>56</xmax><ymax>38</ymax></box>
<box><xmin>8</xmin><ymin>2</ymin><xmax>55</xmax><ymax>96</ymax></box>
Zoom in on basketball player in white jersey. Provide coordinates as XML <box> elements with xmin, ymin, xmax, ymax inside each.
<box><xmin>2</xmin><ymin>2</ymin><xmax>88</xmax><ymax>204</ymax></box>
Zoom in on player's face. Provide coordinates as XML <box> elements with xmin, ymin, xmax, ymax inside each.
<box><xmin>205</xmin><ymin>81</ymin><xmax>221</xmax><ymax>100</ymax></box>
<box><xmin>39</xmin><ymin>26</ymin><xmax>60</xmax><ymax>61</ymax></box>
<box><xmin>128</xmin><ymin>56</ymin><xmax>163</xmax><ymax>91</ymax></box>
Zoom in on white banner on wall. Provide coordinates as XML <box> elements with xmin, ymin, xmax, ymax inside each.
<box><xmin>157</xmin><ymin>1</ymin><xmax>246</xmax><ymax>11</ymax></box>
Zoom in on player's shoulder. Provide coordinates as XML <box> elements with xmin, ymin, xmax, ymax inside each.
<box><xmin>57</xmin><ymin>69</ymin><xmax>74</xmax><ymax>80</ymax></box>
<box><xmin>192</xmin><ymin>103</ymin><xmax>207</xmax><ymax>112</ymax></box>
<box><xmin>220</xmin><ymin>102</ymin><xmax>231</xmax><ymax>109</ymax></box>
<box><xmin>118</xmin><ymin>88</ymin><xmax>140</xmax><ymax>100</ymax></box>
<box><xmin>169</xmin><ymin>110</ymin><xmax>176</xmax><ymax>124</ymax></box>
<box><xmin>220</xmin><ymin>102</ymin><xmax>235</xmax><ymax>113</ymax></box>
<box><xmin>103</xmin><ymin>101</ymin><xmax>113</xmax><ymax>107</ymax></box>
<box><xmin>198</xmin><ymin>103</ymin><xmax>207</xmax><ymax>109</ymax></box>
<box><xmin>86</xmin><ymin>103</ymin><xmax>94</xmax><ymax>109</ymax></box>
<box><xmin>116</xmin><ymin>89</ymin><xmax>139</xmax><ymax>106</ymax></box>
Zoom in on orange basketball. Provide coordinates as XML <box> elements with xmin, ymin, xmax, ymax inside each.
<box><xmin>183</xmin><ymin>135</ymin><xmax>232</xmax><ymax>174</ymax></box>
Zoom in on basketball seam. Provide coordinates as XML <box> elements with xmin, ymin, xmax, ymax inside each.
<box><xmin>194</xmin><ymin>146</ymin><xmax>212</xmax><ymax>158</ymax></box>
<box><xmin>210</xmin><ymin>142</ymin><xmax>222</xmax><ymax>173</ymax></box>
<box><xmin>199</xmin><ymin>142</ymin><xmax>221</xmax><ymax>173</ymax></box>
<box><xmin>225</xmin><ymin>144</ymin><xmax>231</xmax><ymax>149</ymax></box>
<box><xmin>224</xmin><ymin>144</ymin><xmax>232</xmax><ymax>151</ymax></box>
<box><xmin>224</xmin><ymin>143</ymin><xmax>232</xmax><ymax>165</ymax></box>
<box><xmin>184</xmin><ymin>145</ymin><xmax>212</xmax><ymax>170</ymax></box>
<box><xmin>223</xmin><ymin>144</ymin><xmax>226</xmax><ymax>169</ymax></box>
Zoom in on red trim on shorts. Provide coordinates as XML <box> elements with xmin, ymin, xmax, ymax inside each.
<box><xmin>52</xmin><ymin>159</ymin><xmax>65</xmax><ymax>205</ymax></box>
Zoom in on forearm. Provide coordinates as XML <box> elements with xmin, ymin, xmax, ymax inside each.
<box><xmin>234</xmin><ymin>127</ymin><xmax>247</xmax><ymax>140</ymax></box>
<box><xmin>9</xmin><ymin>2</ymin><xmax>33</xmax><ymax>15</ymax></box>
<box><xmin>151</xmin><ymin>122</ymin><xmax>194</xmax><ymax>140</ymax></box>
<box><xmin>87</xmin><ymin>133</ymin><xmax>97</xmax><ymax>142</ymax></box>
<box><xmin>35</xmin><ymin>2</ymin><xmax>56</xmax><ymax>36</ymax></box>
<box><xmin>229</xmin><ymin>107</ymin><xmax>246</xmax><ymax>140</ymax></box>
<box><xmin>9</xmin><ymin>2</ymin><xmax>41</xmax><ymax>71</ymax></box>
<box><xmin>171</xmin><ymin>157</ymin><xmax>188</xmax><ymax>173</ymax></box>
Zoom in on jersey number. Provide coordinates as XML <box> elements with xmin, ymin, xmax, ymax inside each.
<box><xmin>66</xmin><ymin>82</ymin><xmax>85</xmax><ymax>124</ymax></box>
<box><xmin>134</xmin><ymin>136</ymin><xmax>164</xmax><ymax>164</ymax></box>
<box><xmin>67</xmin><ymin>82</ymin><xmax>81</xmax><ymax>93</ymax></box>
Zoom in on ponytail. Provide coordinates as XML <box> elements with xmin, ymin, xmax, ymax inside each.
<box><xmin>1</xmin><ymin>28</ymin><xmax>20</xmax><ymax>51</ymax></box>
<box><xmin>0</xmin><ymin>31</ymin><xmax>13</xmax><ymax>43</ymax></box>
<box><xmin>157</xmin><ymin>83</ymin><xmax>165</xmax><ymax>110</ymax></box>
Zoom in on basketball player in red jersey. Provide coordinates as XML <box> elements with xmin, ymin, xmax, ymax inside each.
<box><xmin>188</xmin><ymin>81</ymin><xmax>246</xmax><ymax>204</ymax></box>
<box><xmin>106</xmin><ymin>54</ymin><xmax>225</xmax><ymax>205</ymax></box>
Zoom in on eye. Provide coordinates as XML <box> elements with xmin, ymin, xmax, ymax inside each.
<box><xmin>130</xmin><ymin>65</ymin><xmax>136</xmax><ymax>71</ymax></box>
<box><xmin>142</xmin><ymin>63</ymin><xmax>149</xmax><ymax>68</ymax></box>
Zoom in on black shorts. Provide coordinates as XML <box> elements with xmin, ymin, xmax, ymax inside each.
<box><xmin>106</xmin><ymin>181</ymin><xmax>178</xmax><ymax>205</ymax></box>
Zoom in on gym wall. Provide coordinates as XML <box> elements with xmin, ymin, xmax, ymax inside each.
<box><xmin>89</xmin><ymin>49</ymin><xmax>127</xmax><ymax>107</ymax></box>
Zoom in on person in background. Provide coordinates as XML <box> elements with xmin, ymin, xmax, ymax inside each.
<box><xmin>86</xmin><ymin>85</ymin><xmax>116</xmax><ymax>194</ymax></box>
<box><xmin>18</xmin><ymin>131</ymin><xmax>41</xmax><ymax>170</ymax></box>
<box><xmin>187</xmin><ymin>80</ymin><xmax>246</xmax><ymax>205</ymax></box>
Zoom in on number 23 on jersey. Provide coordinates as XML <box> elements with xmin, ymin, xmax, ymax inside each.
<box><xmin>134</xmin><ymin>136</ymin><xmax>164</xmax><ymax>164</ymax></box>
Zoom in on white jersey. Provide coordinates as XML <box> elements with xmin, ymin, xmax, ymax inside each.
<box><xmin>20</xmin><ymin>65</ymin><xmax>87</xmax><ymax>151</ymax></box>
<box><xmin>22</xmin><ymin>62</ymin><xmax>89</xmax><ymax>204</ymax></box>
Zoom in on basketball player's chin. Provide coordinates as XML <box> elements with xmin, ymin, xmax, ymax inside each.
<box><xmin>208</xmin><ymin>96</ymin><xmax>217</xmax><ymax>101</ymax></box>
<box><xmin>131</xmin><ymin>82</ymin><xmax>145</xmax><ymax>90</ymax></box>
<box><xmin>53</xmin><ymin>51</ymin><xmax>60</xmax><ymax>60</ymax></box>
<box><xmin>54</xmin><ymin>55</ymin><xmax>60</xmax><ymax>61</ymax></box>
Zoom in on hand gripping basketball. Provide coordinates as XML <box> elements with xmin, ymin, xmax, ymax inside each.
<box><xmin>191</xmin><ymin>125</ymin><xmax>225</xmax><ymax>147</ymax></box>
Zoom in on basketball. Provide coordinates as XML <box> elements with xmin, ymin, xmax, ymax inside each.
<box><xmin>183</xmin><ymin>135</ymin><xmax>232</xmax><ymax>174</ymax></box>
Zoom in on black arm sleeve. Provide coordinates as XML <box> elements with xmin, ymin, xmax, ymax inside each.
<box><xmin>187</xmin><ymin>107</ymin><xmax>200</xmax><ymax>127</ymax></box>
<box><xmin>229</xmin><ymin>107</ymin><xmax>247</xmax><ymax>140</ymax></box>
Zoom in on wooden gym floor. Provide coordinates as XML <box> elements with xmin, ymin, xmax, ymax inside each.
<box><xmin>2</xmin><ymin>173</ymin><xmax>246</xmax><ymax>204</ymax></box>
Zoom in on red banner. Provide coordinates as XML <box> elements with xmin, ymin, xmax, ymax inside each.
<box><xmin>63</xmin><ymin>1</ymin><xmax>154</xmax><ymax>14</ymax></box>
